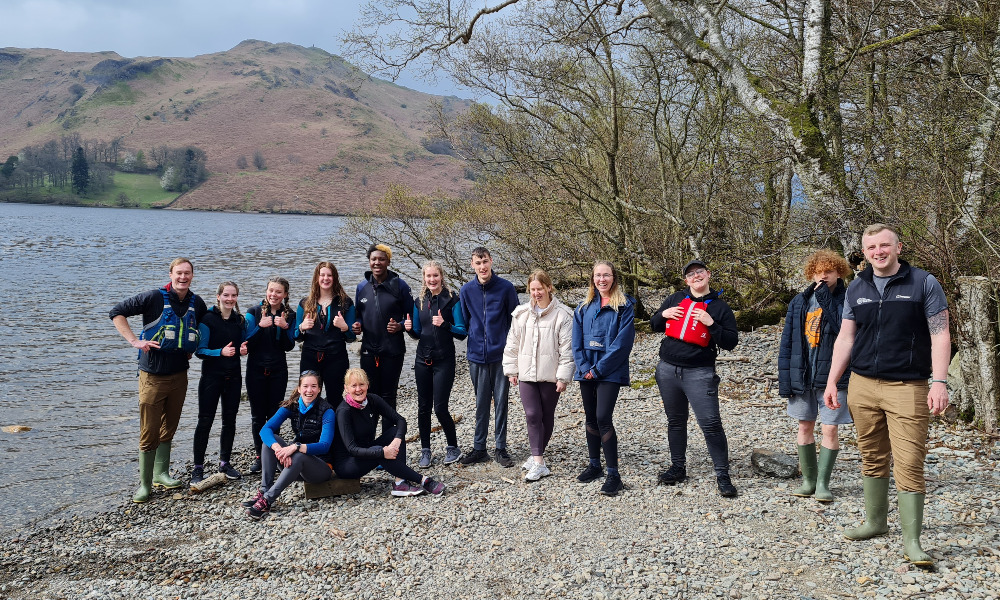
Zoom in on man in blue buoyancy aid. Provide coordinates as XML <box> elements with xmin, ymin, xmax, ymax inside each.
<box><xmin>110</xmin><ymin>258</ymin><xmax>208</xmax><ymax>503</ymax></box>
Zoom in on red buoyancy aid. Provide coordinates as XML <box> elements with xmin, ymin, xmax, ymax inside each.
<box><xmin>663</xmin><ymin>297</ymin><xmax>713</xmax><ymax>347</ymax></box>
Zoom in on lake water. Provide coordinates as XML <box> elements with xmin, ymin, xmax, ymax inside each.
<box><xmin>0</xmin><ymin>203</ymin><xmax>408</xmax><ymax>535</ymax></box>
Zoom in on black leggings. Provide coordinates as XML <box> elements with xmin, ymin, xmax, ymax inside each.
<box><xmin>194</xmin><ymin>370</ymin><xmax>241</xmax><ymax>465</ymax></box>
<box><xmin>245</xmin><ymin>365</ymin><xmax>288</xmax><ymax>456</ymax></box>
<box><xmin>579</xmin><ymin>380</ymin><xmax>621</xmax><ymax>470</ymax></box>
<box><xmin>332</xmin><ymin>431</ymin><xmax>422</xmax><ymax>482</ymax></box>
<box><xmin>300</xmin><ymin>349</ymin><xmax>349</xmax><ymax>409</ymax></box>
<box><xmin>414</xmin><ymin>357</ymin><xmax>458</xmax><ymax>448</ymax></box>
<box><xmin>360</xmin><ymin>352</ymin><xmax>405</xmax><ymax>435</ymax></box>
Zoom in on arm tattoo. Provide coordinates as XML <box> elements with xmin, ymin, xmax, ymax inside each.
<box><xmin>928</xmin><ymin>310</ymin><xmax>949</xmax><ymax>335</ymax></box>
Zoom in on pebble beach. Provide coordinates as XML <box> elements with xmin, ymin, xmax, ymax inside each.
<box><xmin>3</xmin><ymin>326</ymin><xmax>999</xmax><ymax>600</ymax></box>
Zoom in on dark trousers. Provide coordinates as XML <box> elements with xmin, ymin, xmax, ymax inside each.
<box><xmin>332</xmin><ymin>431</ymin><xmax>422</xmax><ymax>482</ymax></box>
<box><xmin>193</xmin><ymin>369</ymin><xmax>241</xmax><ymax>465</ymax></box>
<box><xmin>655</xmin><ymin>361</ymin><xmax>730</xmax><ymax>476</ymax></box>
<box><xmin>260</xmin><ymin>435</ymin><xmax>333</xmax><ymax>503</ymax></box>
<box><xmin>300</xmin><ymin>349</ymin><xmax>349</xmax><ymax>409</ymax></box>
<box><xmin>519</xmin><ymin>381</ymin><xmax>560</xmax><ymax>456</ymax></box>
<box><xmin>579</xmin><ymin>380</ymin><xmax>621</xmax><ymax>470</ymax></box>
<box><xmin>469</xmin><ymin>361</ymin><xmax>510</xmax><ymax>450</ymax></box>
<box><xmin>245</xmin><ymin>365</ymin><xmax>288</xmax><ymax>456</ymax></box>
<box><xmin>360</xmin><ymin>351</ymin><xmax>405</xmax><ymax>435</ymax></box>
<box><xmin>414</xmin><ymin>357</ymin><xmax>458</xmax><ymax>448</ymax></box>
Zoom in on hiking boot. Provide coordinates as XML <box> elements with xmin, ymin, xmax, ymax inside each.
<box><xmin>246</xmin><ymin>495</ymin><xmax>270</xmax><ymax>520</ymax></box>
<box><xmin>494</xmin><ymin>448</ymin><xmax>514</xmax><ymax>468</ymax></box>
<box><xmin>717</xmin><ymin>474</ymin><xmax>738</xmax><ymax>498</ymax></box>
<box><xmin>421</xmin><ymin>477</ymin><xmax>446</xmax><ymax>496</ymax></box>
<box><xmin>248</xmin><ymin>457</ymin><xmax>262</xmax><ymax>474</ymax></box>
<box><xmin>190</xmin><ymin>465</ymin><xmax>204</xmax><ymax>485</ymax></box>
<box><xmin>241</xmin><ymin>490</ymin><xmax>265</xmax><ymax>508</ymax></box>
<box><xmin>443</xmin><ymin>446</ymin><xmax>463</xmax><ymax>465</ymax></box>
<box><xmin>600</xmin><ymin>473</ymin><xmax>624</xmax><ymax>496</ymax></box>
<box><xmin>391</xmin><ymin>481</ymin><xmax>426</xmax><ymax>497</ymax></box>
<box><xmin>459</xmin><ymin>449</ymin><xmax>489</xmax><ymax>465</ymax></box>
<box><xmin>220</xmin><ymin>462</ymin><xmax>242</xmax><ymax>480</ymax></box>
<box><xmin>418</xmin><ymin>448</ymin><xmax>433</xmax><ymax>469</ymax></box>
<box><xmin>657</xmin><ymin>464</ymin><xmax>687</xmax><ymax>486</ymax></box>
<box><xmin>525</xmin><ymin>463</ymin><xmax>551</xmax><ymax>482</ymax></box>
<box><xmin>577</xmin><ymin>463</ymin><xmax>604</xmax><ymax>483</ymax></box>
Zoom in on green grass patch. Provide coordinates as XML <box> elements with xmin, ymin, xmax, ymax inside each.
<box><xmin>630</xmin><ymin>373</ymin><xmax>657</xmax><ymax>389</ymax></box>
<box><xmin>90</xmin><ymin>172</ymin><xmax>180</xmax><ymax>207</ymax></box>
<box><xmin>91</xmin><ymin>81</ymin><xmax>139</xmax><ymax>105</ymax></box>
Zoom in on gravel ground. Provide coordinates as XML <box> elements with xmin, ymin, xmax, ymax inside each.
<box><xmin>3</xmin><ymin>326</ymin><xmax>999</xmax><ymax>600</ymax></box>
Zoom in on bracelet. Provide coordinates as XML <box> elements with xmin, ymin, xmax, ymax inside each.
<box><xmin>930</xmin><ymin>379</ymin><xmax>947</xmax><ymax>385</ymax></box>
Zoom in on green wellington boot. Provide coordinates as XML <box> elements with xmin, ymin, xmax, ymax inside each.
<box><xmin>814</xmin><ymin>446</ymin><xmax>839</xmax><ymax>503</ymax></box>
<box><xmin>152</xmin><ymin>442</ymin><xmax>184</xmax><ymax>489</ymax></box>
<box><xmin>844</xmin><ymin>476</ymin><xmax>890</xmax><ymax>540</ymax></box>
<box><xmin>133</xmin><ymin>451</ymin><xmax>155</xmax><ymax>503</ymax></box>
<box><xmin>898</xmin><ymin>491</ymin><xmax>933</xmax><ymax>566</ymax></box>
<box><xmin>791</xmin><ymin>443</ymin><xmax>817</xmax><ymax>497</ymax></box>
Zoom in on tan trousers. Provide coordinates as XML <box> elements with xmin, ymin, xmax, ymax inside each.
<box><xmin>847</xmin><ymin>374</ymin><xmax>929</xmax><ymax>493</ymax></box>
<box><xmin>138</xmin><ymin>370</ymin><xmax>188</xmax><ymax>452</ymax></box>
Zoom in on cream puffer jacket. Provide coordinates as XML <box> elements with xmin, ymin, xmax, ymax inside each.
<box><xmin>502</xmin><ymin>296</ymin><xmax>575</xmax><ymax>383</ymax></box>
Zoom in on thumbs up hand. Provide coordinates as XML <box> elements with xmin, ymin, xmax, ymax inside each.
<box><xmin>431</xmin><ymin>309</ymin><xmax>444</xmax><ymax>327</ymax></box>
<box><xmin>386</xmin><ymin>318</ymin><xmax>401</xmax><ymax>333</ymax></box>
<box><xmin>239</xmin><ymin>341</ymin><xmax>248</xmax><ymax>356</ymax></box>
<box><xmin>222</xmin><ymin>342</ymin><xmax>236</xmax><ymax>357</ymax></box>
<box><xmin>333</xmin><ymin>310</ymin><xmax>347</xmax><ymax>332</ymax></box>
<box><xmin>404</xmin><ymin>313</ymin><xmax>413</xmax><ymax>331</ymax></box>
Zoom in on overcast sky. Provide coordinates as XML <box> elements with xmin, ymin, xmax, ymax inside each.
<box><xmin>3</xmin><ymin>0</ymin><xmax>467</xmax><ymax>97</ymax></box>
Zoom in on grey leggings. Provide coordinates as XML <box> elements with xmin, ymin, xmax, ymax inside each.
<box><xmin>260</xmin><ymin>435</ymin><xmax>334</xmax><ymax>503</ymax></box>
<box><xmin>654</xmin><ymin>361</ymin><xmax>730</xmax><ymax>476</ymax></box>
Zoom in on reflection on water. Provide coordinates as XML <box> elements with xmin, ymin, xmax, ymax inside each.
<box><xmin>0</xmin><ymin>203</ymin><xmax>391</xmax><ymax>535</ymax></box>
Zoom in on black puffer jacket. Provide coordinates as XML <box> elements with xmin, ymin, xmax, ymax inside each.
<box><xmin>778</xmin><ymin>280</ymin><xmax>849</xmax><ymax>396</ymax></box>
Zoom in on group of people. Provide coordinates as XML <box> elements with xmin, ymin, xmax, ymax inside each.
<box><xmin>110</xmin><ymin>223</ymin><xmax>950</xmax><ymax>566</ymax></box>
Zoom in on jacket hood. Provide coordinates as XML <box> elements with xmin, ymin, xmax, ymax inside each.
<box><xmin>364</xmin><ymin>269</ymin><xmax>400</xmax><ymax>285</ymax></box>
<box><xmin>516</xmin><ymin>296</ymin><xmax>569</xmax><ymax>318</ymax></box>
<box><xmin>685</xmin><ymin>287</ymin><xmax>721</xmax><ymax>302</ymax></box>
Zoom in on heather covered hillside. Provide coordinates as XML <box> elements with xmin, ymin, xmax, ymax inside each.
<box><xmin>0</xmin><ymin>40</ymin><xmax>471</xmax><ymax>213</ymax></box>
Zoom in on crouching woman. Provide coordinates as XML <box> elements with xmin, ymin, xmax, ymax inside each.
<box><xmin>331</xmin><ymin>368</ymin><xmax>446</xmax><ymax>497</ymax></box>
<box><xmin>243</xmin><ymin>370</ymin><xmax>335</xmax><ymax>519</ymax></box>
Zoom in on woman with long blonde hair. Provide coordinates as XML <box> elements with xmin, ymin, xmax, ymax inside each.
<box><xmin>404</xmin><ymin>260</ymin><xmax>467</xmax><ymax>467</ymax></box>
<box><xmin>571</xmin><ymin>261</ymin><xmax>635</xmax><ymax>496</ymax></box>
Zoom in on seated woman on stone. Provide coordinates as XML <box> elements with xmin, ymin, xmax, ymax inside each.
<box><xmin>242</xmin><ymin>370</ymin><xmax>335</xmax><ymax>519</ymax></box>
<box><xmin>331</xmin><ymin>368</ymin><xmax>446</xmax><ymax>497</ymax></box>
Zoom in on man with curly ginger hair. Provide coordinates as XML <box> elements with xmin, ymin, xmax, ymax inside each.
<box><xmin>824</xmin><ymin>224</ymin><xmax>950</xmax><ymax>566</ymax></box>
<box><xmin>779</xmin><ymin>250</ymin><xmax>853</xmax><ymax>503</ymax></box>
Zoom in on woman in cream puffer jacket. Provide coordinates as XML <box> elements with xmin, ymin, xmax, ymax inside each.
<box><xmin>503</xmin><ymin>270</ymin><xmax>574</xmax><ymax>482</ymax></box>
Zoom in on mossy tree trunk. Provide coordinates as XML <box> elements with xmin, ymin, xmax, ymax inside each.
<box><xmin>955</xmin><ymin>276</ymin><xmax>1000</xmax><ymax>433</ymax></box>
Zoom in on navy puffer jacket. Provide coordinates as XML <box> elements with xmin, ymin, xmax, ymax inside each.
<box><xmin>778</xmin><ymin>280</ymin><xmax>849</xmax><ymax>396</ymax></box>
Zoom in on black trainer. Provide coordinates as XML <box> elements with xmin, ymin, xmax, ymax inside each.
<box><xmin>717</xmin><ymin>474</ymin><xmax>738</xmax><ymax>498</ymax></box>
<box><xmin>220</xmin><ymin>462</ymin><xmax>243</xmax><ymax>480</ymax></box>
<box><xmin>190</xmin><ymin>465</ymin><xmax>204</xmax><ymax>485</ymax></box>
<box><xmin>241</xmin><ymin>490</ymin><xmax>264</xmax><ymax>508</ymax></box>
<box><xmin>658</xmin><ymin>464</ymin><xmax>687</xmax><ymax>486</ymax></box>
<box><xmin>600</xmin><ymin>473</ymin><xmax>624</xmax><ymax>496</ymax></box>
<box><xmin>248</xmin><ymin>457</ymin><xmax>262</xmax><ymax>474</ymax></box>
<box><xmin>494</xmin><ymin>448</ymin><xmax>514</xmax><ymax>468</ymax></box>
<box><xmin>459</xmin><ymin>448</ymin><xmax>490</xmax><ymax>465</ymax></box>
<box><xmin>577</xmin><ymin>464</ymin><xmax>604</xmax><ymax>483</ymax></box>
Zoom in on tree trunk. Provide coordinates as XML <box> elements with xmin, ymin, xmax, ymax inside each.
<box><xmin>955</xmin><ymin>276</ymin><xmax>1000</xmax><ymax>433</ymax></box>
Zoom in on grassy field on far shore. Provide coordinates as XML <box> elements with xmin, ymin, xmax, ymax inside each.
<box><xmin>0</xmin><ymin>173</ymin><xmax>180</xmax><ymax>208</ymax></box>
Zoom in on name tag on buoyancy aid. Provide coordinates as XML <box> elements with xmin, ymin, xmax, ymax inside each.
<box><xmin>664</xmin><ymin>297</ymin><xmax>713</xmax><ymax>347</ymax></box>
<box><xmin>141</xmin><ymin>289</ymin><xmax>200</xmax><ymax>353</ymax></box>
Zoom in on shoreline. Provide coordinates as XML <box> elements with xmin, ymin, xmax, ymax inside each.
<box><xmin>0</xmin><ymin>197</ymin><xmax>352</xmax><ymax>216</ymax></box>
<box><xmin>2</xmin><ymin>328</ymin><xmax>998</xmax><ymax>599</ymax></box>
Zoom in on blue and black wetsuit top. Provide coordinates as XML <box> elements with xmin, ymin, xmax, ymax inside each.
<box><xmin>295</xmin><ymin>296</ymin><xmax>357</xmax><ymax>355</ymax></box>
<box><xmin>406</xmin><ymin>289</ymin><xmax>468</xmax><ymax>363</ymax></box>
<box><xmin>245</xmin><ymin>303</ymin><xmax>295</xmax><ymax>370</ymax></box>
<box><xmin>196</xmin><ymin>307</ymin><xmax>248</xmax><ymax>375</ymax></box>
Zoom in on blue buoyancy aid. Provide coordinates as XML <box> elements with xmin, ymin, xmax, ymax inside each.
<box><xmin>141</xmin><ymin>288</ymin><xmax>200</xmax><ymax>353</ymax></box>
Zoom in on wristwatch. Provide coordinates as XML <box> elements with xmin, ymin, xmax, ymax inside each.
<box><xmin>294</xmin><ymin>442</ymin><xmax>302</xmax><ymax>451</ymax></box>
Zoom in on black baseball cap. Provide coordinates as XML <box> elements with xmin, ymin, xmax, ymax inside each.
<box><xmin>682</xmin><ymin>259</ymin><xmax>709</xmax><ymax>275</ymax></box>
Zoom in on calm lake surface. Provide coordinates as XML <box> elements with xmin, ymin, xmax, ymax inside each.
<box><xmin>0</xmin><ymin>203</ymin><xmax>396</xmax><ymax>535</ymax></box>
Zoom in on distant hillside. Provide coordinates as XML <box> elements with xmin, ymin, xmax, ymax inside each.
<box><xmin>0</xmin><ymin>41</ymin><xmax>472</xmax><ymax>213</ymax></box>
